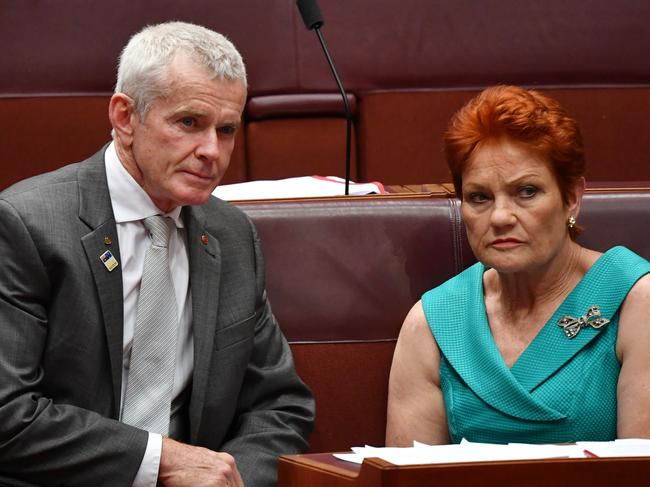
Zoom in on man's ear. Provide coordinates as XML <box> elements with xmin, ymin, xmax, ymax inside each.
<box><xmin>109</xmin><ymin>93</ymin><xmax>137</xmax><ymax>146</ymax></box>
<box><xmin>567</xmin><ymin>176</ymin><xmax>586</xmax><ymax>219</ymax></box>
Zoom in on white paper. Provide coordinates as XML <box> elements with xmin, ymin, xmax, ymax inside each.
<box><xmin>332</xmin><ymin>453</ymin><xmax>365</xmax><ymax>464</ymax></box>
<box><xmin>577</xmin><ymin>439</ymin><xmax>650</xmax><ymax>458</ymax></box>
<box><xmin>614</xmin><ymin>438</ymin><xmax>650</xmax><ymax>445</ymax></box>
<box><xmin>333</xmin><ymin>439</ymin><xmax>650</xmax><ymax>465</ymax></box>
<box><xmin>212</xmin><ymin>176</ymin><xmax>384</xmax><ymax>201</ymax></box>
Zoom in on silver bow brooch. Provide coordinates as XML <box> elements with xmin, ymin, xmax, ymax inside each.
<box><xmin>557</xmin><ymin>305</ymin><xmax>610</xmax><ymax>339</ymax></box>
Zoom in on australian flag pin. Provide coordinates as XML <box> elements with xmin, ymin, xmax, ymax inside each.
<box><xmin>99</xmin><ymin>250</ymin><xmax>119</xmax><ymax>272</ymax></box>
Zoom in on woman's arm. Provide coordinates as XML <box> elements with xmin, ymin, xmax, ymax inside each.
<box><xmin>386</xmin><ymin>301</ymin><xmax>450</xmax><ymax>446</ymax></box>
<box><xmin>616</xmin><ymin>273</ymin><xmax>650</xmax><ymax>438</ymax></box>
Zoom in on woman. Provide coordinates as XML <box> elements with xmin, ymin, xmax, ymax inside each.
<box><xmin>386</xmin><ymin>85</ymin><xmax>650</xmax><ymax>445</ymax></box>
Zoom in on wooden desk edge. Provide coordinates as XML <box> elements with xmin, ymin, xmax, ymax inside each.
<box><xmin>279</xmin><ymin>452</ymin><xmax>650</xmax><ymax>475</ymax></box>
<box><xmin>279</xmin><ymin>453</ymin><xmax>362</xmax><ymax>479</ymax></box>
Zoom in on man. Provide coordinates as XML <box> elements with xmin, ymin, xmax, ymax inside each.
<box><xmin>0</xmin><ymin>21</ymin><xmax>314</xmax><ymax>487</ymax></box>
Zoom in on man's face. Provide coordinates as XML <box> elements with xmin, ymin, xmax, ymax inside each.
<box><xmin>117</xmin><ymin>54</ymin><xmax>247</xmax><ymax>212</ymax></box>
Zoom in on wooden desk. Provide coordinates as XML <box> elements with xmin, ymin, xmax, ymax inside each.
<box><xmin>278</xmin><ymin>453</ymin><xmax>650</xmax><ymax>487</ymax></box>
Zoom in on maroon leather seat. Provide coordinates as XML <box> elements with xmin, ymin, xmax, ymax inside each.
<box><xmin>238</xmin><ymin>187</ymin><xmax>650</xmax><ymax>452</ymax></box>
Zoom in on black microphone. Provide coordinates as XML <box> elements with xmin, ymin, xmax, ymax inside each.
<box><xmin>296</xmin><ymin>0</ymin><xmax>353</xmax><ymax>196</ymax></box>
<box><xmin>296</xmin><ymin>0</ymin><xmax>323</xmax><ymax>30</ymax></box>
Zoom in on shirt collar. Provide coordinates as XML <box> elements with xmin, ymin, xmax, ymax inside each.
<box><xmin>105</xmin><ymin>141</ymin><xmax>184</xmax><ymax>228</ymax></box>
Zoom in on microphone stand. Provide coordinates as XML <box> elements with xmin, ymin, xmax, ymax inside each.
<box><xmin>313</xmin><ymin>28</ymin><xmax>353</xmax><ymax>196</ymax></box>
<box><xmin>297</xmin><ymin>0</ymin><xmax>353</xmax><ymax>195</ymax></box>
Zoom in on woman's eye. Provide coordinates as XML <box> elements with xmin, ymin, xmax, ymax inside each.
<box><xmin>519</xmin><ymin>186</ymin><xmax>537</xmax><ymax>198</ymax></box>
<box><xmin>467</xmin><ymin>192</ymin><xmax>489</xmax><ymax>203</ymax></box>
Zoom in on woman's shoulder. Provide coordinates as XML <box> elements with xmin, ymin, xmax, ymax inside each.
<box><xmin>615</xmin><ymin>248</ymin><xmax>650</xmax><ymax>346</ymax></box>
<box><xmin>603</xmin><ymin>245</ymin><xmax>649</xmax><ymax>268</ymax></box>
<box><xmin>400</xmin><ymin>300</ymin><xmax>431</xmax><ymax>338</ymax></box>
<box><xmin>624</xmin><ymin>272</ymin><xmax>650</xmax><ymax>306</ymax></box>
<box><xmin>616</xmin><ymin>272</ymin><xmax>650</xmax><ymax>360</ymax></box>
<box><xmin>422</xmin><ymin>261</ymin><xmax>484</xmax><ymax>302</ymax></box>
<box><xmin>578</xmin><ymin>246</ymin><xmax>650</xmax><ymax>288</ymax></box>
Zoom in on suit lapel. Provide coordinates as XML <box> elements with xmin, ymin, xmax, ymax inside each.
<box><xmin>184</xmin><ymin>205</ymin><xmax>222</xmax><ymax>441</ymax></box>
<box><xmin>78</xmin><ymin>149</ymin><xmax>124</xmax><ymax>416</ymax></box>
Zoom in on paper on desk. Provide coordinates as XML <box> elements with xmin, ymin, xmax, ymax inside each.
<box><xmin>614</xmin><ymin>438</ymin><xmax>650</xmax><ymax>445</ymax></box>
<box><xmin>213</xmin><ymin>176</ymin><xmax>385</xmax><ymax>201</ymax></box>
<box><xmin>332</xmin><ymin>446</ymin><xmax>407</xmax><ymax>465</ymax></box>
<box><xmin>577</xmin><ymin>439</ymin><xmax>650</xmax><ymax>457</ymax></box>
<box><xmin>333</xmin><ymin>440</ymin><xmax>588</xmax><ymax>465</ymax></box>
<box><xmin>335</xmin><ymin>439</ymin><xmax>650</xmax><ymax>465</ymax></box>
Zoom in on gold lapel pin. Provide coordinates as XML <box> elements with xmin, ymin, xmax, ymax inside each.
<box><xmin>104</xmin><ymin>236</ymin><xmax>112</xmax><ymax>245</ymax></box>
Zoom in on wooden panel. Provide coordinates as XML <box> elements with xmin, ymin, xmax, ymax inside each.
<box><xmin>246</xmin><ymin>118</ymin><xmax>358</xmax><ymax>181</ymax></box>
<box><xmin>357</xmin><ymin>88</ymin><xmax>650</xmax><ymax>185</ymax></box>
<box><xmin>0</xmin><ymin>96</ymin><xmax>247</xmax><ymax>190</ymax></box>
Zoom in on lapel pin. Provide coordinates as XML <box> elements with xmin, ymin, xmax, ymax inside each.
<box><xmin>104</xmin><ymin>236</ymin><xmax>112</xmax><ymax>245</ymax></box>
<box><xmin>99</xmin><ymin>250</ymin><xmax>119</xmax><ymax>272</ymax></box>
<box><xmin>201</xmin><ymin>233</ymin><xmax>209</xmax><ymax>245</ymax></box>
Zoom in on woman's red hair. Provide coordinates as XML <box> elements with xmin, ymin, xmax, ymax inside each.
<box><xmin>444</xmin><ymin>85</ymin><xmax>585</xmax><ymax>210</ymax></box>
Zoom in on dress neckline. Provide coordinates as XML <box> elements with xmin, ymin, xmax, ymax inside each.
<box><xmin>478</xmin><ymin>247</ymin><xmax>609</xmax><ymax>370</ymax></box>
<box><xmin>424</xmin><ymin>245</ymin><xmax>647</xmax><ymax>421</ymax></box>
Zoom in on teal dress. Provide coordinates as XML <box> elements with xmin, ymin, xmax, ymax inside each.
<box><xmin>421</xmin><ymin>246</ymin><xmax>650</xmax><ymax>444</ymax></box>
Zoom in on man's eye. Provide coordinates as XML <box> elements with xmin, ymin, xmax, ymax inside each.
<box><xmin>218</xmin><ymin>125</ymin><xmax>237</xmax><ymax>136</ymax></box>
<box><xmin>180</xmin><ymin>117</ymin><xmax>196</xmax><ymax>127</ymax></box>
<box><xmin>519</xmin><ymin>186</ymin><xmax>537</xmax><ymax>198</ymax></box>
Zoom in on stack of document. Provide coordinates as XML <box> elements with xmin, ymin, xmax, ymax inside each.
<box><xmin>213</xmin><ymin>176</ymin><xmax>385</xmax><ymax>201</ymax></box>
<box><xmin>334</xmin><ymin>438</ymin><xmax>650</xmax><ymax>465</ymax></box>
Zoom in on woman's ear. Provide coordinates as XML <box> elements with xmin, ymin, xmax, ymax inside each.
<box><xmin>108</xmin><ymin>93</ymin><xmax>137</xmax><ymax>146</ymax></box>
<box><xmin>567</xmin><ymin>176</ymin><xmax>586</xmax><ymax>219</ymax></box>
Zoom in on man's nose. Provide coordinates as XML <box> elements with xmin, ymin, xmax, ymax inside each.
<box><xmin>195</xmin><ymin>130</ymin><xmax>220</xmax><ymax>161</ymax></box>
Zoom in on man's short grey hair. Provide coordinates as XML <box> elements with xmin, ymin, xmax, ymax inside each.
<box><xmin>115</xmin><ymin>21</ymin><xmax>247</xmax><ymax>119</ymax></box>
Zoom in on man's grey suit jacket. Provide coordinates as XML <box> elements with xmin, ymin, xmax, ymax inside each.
<box><xmin>0</xmin><ymin>149</ymin><xmax>314</xmax><ymax>487</ymax></box>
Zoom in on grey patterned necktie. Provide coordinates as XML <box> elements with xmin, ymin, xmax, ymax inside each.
<box><xmin>121</xmin><ymin>215</ymin><xmax>178</xmax><ymax>435</ymax></box>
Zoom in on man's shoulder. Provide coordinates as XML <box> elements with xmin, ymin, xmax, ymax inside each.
<box><xmin>1</xmin><ymin>150</ymin><xmax>106</xmax><ymax>209</ymax></box>
<box><xmin>201</xmin><ymin>194</ymin><xmax>252</xmax><ymax>227</ymax></box>
<box><xmin>0</xmin><ymin>163</ymin><xmax>87</xmax><ymax>219</ymax></box>
<box><xmin>1</xmin><ymin>150</ymin><xmax>105</xmax><ymax>201</ymax></box>
<box><xmin>3</xmin><ymin>163</ymin><xmax>79</xmax><ymax>195</ymax></box>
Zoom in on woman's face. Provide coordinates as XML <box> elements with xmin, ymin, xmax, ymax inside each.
<box><xmin>460</xmin><ymin>138</ymin><xmax>581</xmax><ymax>275</ymax></box>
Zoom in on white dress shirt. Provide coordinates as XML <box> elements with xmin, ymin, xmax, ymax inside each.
<box><xmin>105</xmin><ymin>142</ymin><xmax>194</xmax><ymax>487</ymax></box>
